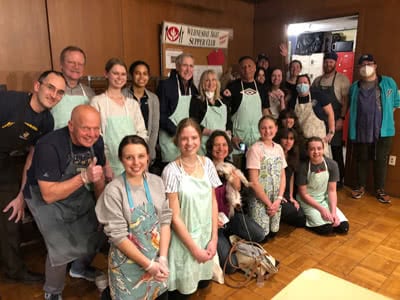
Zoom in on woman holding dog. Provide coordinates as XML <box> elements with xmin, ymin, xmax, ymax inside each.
<box><xmin>206</xmin><ymin>130</ymin><xmax>265</xmax><ymax>274</ymax></box>
<box><xmin>162</xmin><ymin>118</ymin><xmax>221</xmax><ymax>299</ymax></box>
<box><xmin>296</xmin><ymin>137</ymin><xmax>349</xmax><ymax>235</ymax></box>
<box><xmin>246</xmin><ymin>115</ymin><xmax>287</xmax><ymax>240</ymax></box>
<box><xmin>189</xmin><ymin>69</ymin><xmax>228</xmax><ymax>155</ymax></box>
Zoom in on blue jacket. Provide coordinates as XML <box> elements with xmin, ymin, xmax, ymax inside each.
<box><xmin>349</xmin><ymin>75</ymin><xmax>400</xmax><ymax>140</ymax></box>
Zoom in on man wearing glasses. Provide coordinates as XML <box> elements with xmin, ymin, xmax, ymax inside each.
<box><xmin>51</xmin><ymin>46</ymin><xmax>95</xmax><ymax>130</ymax></box>
<box><xmin>349</xmin><ymin>54</ymin><xmax>400</xmax><ymax>203</ymax></box>
<box><xmin>0</xmin><ymin>70</ymin><xmax>66</xmax><ymax>283</ymax></box>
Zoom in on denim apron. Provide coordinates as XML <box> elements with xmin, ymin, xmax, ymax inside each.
<box><xmin>27</xmin><ymin>141</ymin><xmax>101</xmax><ymax>266</ymax></box>
<box><xmin>108</xmin><ymin>173</ymin><xmax>165</xmax><ymax>300</ymax></box>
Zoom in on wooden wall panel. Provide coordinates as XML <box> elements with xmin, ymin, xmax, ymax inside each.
<box><xmin>254</xmin><ymin>0</ymin><xmax>400</xmax><ymax>195</ymax></box>
<box><xmin>121</xmin><ymin>0</ymin><xmax>254</xmax><ymax>76</ymax></box>
<box><xmin>46</xmin><ymin>0</ymin><xmax>124</xmax><ymax>76</ymax></box>
<box><xmin>0</xmin><ymin>0</ymin><xmax>51</xmax><ymax>91</ymax></box>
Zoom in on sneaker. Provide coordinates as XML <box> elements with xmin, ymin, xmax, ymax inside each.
<box><xmin>376</xmin><ymin>189</ymin><xmax>391</xmax><ymax>204</ymax></box>
<box><xmin>44</xmin><ymin>293</ymin><xmax>62</xmax><ymax>300</ymax></box>
<box><xmin>351</xmin><ymin>187</ymin><xmax>365</xmax><ymax>199</ymax></box>
<box><xmin>69</xmin><ymin>266</ymin><xmax>99</xmax><ymax>282</ymax></box>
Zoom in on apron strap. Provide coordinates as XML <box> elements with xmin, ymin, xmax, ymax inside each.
<box><xmin>123</xmin><ymin>172</ymin><xmax>153</xmax><ymax>209</ymax></box>
<box><xmin>176</xmin><ymin>75</ymin><xmax>191</xmax><ymax>97</ymax></box>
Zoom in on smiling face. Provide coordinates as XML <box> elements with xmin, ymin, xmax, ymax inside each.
<box><xmin>60</xmin><ymin>50</ymin><xmax>85</xmax><ymax>84</ymax></box>
<box><xmin>211</xmin><ymin>135</ymin><xmax>229</xmax><ymax>163</ymax></box>
<box><xmin>177</xmin><ymin>125</ymin><xmax>201</xmax><ymax>156</ymax></box>
<box><xmin>307</xmin><ymin>140</ymin><xmax>324</xmax><ymax>163</ymax></box>
<box><xmin>202</xmin><ymin>72</ymin><xmax>218</xmax><ymax>92</ymax></box>
<box><xmin>120</xmin><ymin>143</ymin><xmax>149</xmax><ymax>178</ymax></box>
<box><xmin>271</xmin><ymin>69</ymin><xmax>283</xmax><ymax>87</ymax></box>
<box><xmin>68</xmin><ymin>106</ymin><xmax>101</xmax><ymax>148</ymax></box>
<box><xmin>176</xmin><ymin>56</ymin><xmax>194</xmax><ymax>82</ymax></box>
<box><xmin>132</xmin><ymin>64</ymin><xmax>149</xmax><ymax>89</ymax></box>
<box><xmin>240</xmin><ymin>58</ymin><xmax>256</xmax><ymax>82</ymax></box>
<box><xmin>105</xmin><ymin>64</ymin><xmax>127</xmax><ymax>90</ymax></box>
<box><xmin>323</xmin><ymin>59</ymin><xmax>336</xmax><ymax>74</ymax></box>
<box><xmin>259</xmin><ymin>118</ymin><xmax>277</xmax><ymax>142</ymax></box>
<box><xmin>290</xmin><ymin>61</ymin><xmax>301</xmax><ymax>77</ymax></box>
<box><xmin>33</xmin><ymin>73</ymin><xmax>66</xmax><ymax>111</ymax></box>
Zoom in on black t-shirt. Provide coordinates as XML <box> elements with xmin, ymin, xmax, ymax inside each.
<box><xmin>296</xmin><ymin>157</ymin><xmax>339</xmax><ymax>186</ymax></box>
<box><xmin>224</xmin><ymin>79</ymin><xmax>269</xmax><ymax>115</ymax></box>
<box><xmin>27</xmin><ymin>127</ymin><xmax>106</xmax><ymax>186</ymax></box>
<box><xmin>0</xmin><ymin>91</ymin><xmax>54</xmax><ymax>153</ymax></box>
<box><xmin>288</xmin><ymin>87</ymin><xmax>330</xmax><ymax>122</ymax></box>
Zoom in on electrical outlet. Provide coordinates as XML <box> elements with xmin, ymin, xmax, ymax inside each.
<box><xmin>388</xmin><ymin>155</ymin><xmax>396</xmax><ymax>166</ymax></box>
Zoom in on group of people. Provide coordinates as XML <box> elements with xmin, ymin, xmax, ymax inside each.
<box><xmin>0</xmin><ymin>44</ymin><xmax>399</xmax><ymax>300</ymax></box>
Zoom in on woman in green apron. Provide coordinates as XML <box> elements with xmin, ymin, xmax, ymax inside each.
<box><xmin>246</xmin><ymin>116</ymin><xmax>287</xmax><ymax>240</ymax></box>
<box><xmin>162</xmin><ymin>118</ymin><xmax>221</xmax><ymax>298</ymax></box>
<box><xmin>96</xmin><ymin>135</ymin><xmax>172</xmax><ymax>300</ymax></box>
<box><xmin>189</xmin><ymin>70</ymin><xmax>228</xmax><ymax>155</ymax></box>
<box><xmin>296</xmin><ymin>137</ymin><xmax>349</xmax><ymax>235</ymax></box>
<box><xmin>91</xmin><ymin>58</ymin><xmax>148</xmax><ymax>180</ymax></box>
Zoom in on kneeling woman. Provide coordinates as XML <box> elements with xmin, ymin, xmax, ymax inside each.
<box><xmin>296</xmin><ymin>137</ymin><xmax>349</xmax><ymax>235</ymax></box>
<box><xmin>96</xmin><ymin>135</ymin><xmax>171</xmax><ymax>300</ymax></box>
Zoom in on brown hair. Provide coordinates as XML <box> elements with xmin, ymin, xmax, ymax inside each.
<box><xmin>173</xmin><ymin>118</ymin><xmax>202</xmax><ymax>146</ymax></box>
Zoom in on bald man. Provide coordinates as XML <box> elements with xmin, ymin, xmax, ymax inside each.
<box><xmin>26</xmin><ymin>105</ymin><xmax>105</xmax><ymax>300</ymax></box>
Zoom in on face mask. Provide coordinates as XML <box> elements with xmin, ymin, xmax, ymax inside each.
<box><xmin>359</xmin><ymin>65</ymin><xmax>375</xmax><ymax>77</ymax></box>
<box><xmin>296</xmin><ymin>83</ymin><xmax>309</xmax><ymax>94</ymax></box>
<box><xmin>205</xmin><ymin>91</ymin><xmax>215</xmax><ymax>99</ymax></box>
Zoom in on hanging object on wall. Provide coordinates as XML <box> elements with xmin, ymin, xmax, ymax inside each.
<box><xmin>207</xmin><ymin>49</ymin><xmax>225</xmax><ymax>65</ymax></box>
<box><xmin>295</xmin><ymin>32</ymin><xmax>324</xmax><ymax>55</ymax></box>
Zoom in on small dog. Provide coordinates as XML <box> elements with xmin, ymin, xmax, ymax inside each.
<box><xmin>215</xmin><ymin>162</ymin><xmax>250</xmax><ymax>217</ymax></box>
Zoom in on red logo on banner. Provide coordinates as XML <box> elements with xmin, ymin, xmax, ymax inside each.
<box><xmin>166</xmin><ymin>26</ymin><xmax>180</xmax><ymax>42</ymax></box>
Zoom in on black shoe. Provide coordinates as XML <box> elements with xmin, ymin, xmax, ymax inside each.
<box><xmin>6</xmin><ymin>270</ymin><xmax>44</xmax><ymax>283</ymax></box>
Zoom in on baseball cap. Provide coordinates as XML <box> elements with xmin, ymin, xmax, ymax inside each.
<box><xmin>257</xmin><ymin>53</ymin><xmax>269</xmax><ymax>61</ymax></box>
<box><xmin>324</xmin><ymin>52</ymin><xmax>338</xmax><ymax>61</ymax></box>
<box><xmin>358</xmin><ymin>54</ymin><xmax>375</xmax><ymax>65</ymax></box>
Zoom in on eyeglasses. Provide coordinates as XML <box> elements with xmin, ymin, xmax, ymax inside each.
<box><xmin>39</xmin><ymin>81</ymin><xmax>65</xmax><ymax>98</ymax></box>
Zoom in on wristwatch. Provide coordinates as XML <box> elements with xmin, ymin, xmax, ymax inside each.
<box><xmin>328</xmin><ymin>130</ymin><xmax>335</xmax><ymax>135</ymax></box>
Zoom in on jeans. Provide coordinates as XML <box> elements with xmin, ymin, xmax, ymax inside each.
<box><xmin>44</xmin><ymin>253</ymin><xmax>96</xmax><ymax>294</ymax></box>
<box><xmin>353</xmin><ymin>137</ymin><xmax>393</xmax><ymax>190</ymax></box>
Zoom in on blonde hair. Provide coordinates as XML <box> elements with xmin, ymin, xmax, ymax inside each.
<box><xmin>198</xmin><ymin>69</ymin><xmax>221</xmax><ymax>103</ymax></box>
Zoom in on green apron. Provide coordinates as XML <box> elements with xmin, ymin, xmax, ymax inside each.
<box><xmin>294</xmin><ymin>94</ymin><xmax>332</xmax><ymax>158</ymax></box>
<box><xmin>159</xmin><ymin>77</ymin><xmax>191</xmax><ymax>162</ymax></box>
<box><xmin>168</xmin><ymin>158</ymin><xmax>213</xmax><ymax>294</ymax></box>
<box><xmin>51</xmin><ymin>84</ymin><xmax>89</xmax><ymax>130</ymax></box>
<box><xmin>199</xmin><ymin>99</ymin><xmax>227</xmax><ymax>155</ymax></box>
<box><xmin>103</xmin><ymin>93</ymin><xmax>135</xmax><ymax>176</ymax></box>
<box><xmin>109</xmin><ymin>173</ymin><xmax>166</xmax><ymax>300</ymax></box>
<box><xmin>26</xmin><ymin>141</ymin><xmax>101</xmax><ymax>266</ymax></box>
<box><xmin>231</xmin><ymin>81</ymin><xmax>262</xmax><ymax>151</ymax></box>
<box><xmin>297</xmin><ymin>159</ymin><xmax>347</xmax><ymax>227</ymax></box>
<box><xmin>248</xmin><ymin>142</ymin><xmax>282</xmax><ymax>235</ymax></box>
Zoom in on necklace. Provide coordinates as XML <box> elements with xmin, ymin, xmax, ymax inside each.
<box><xmin>180</xmin><ymin>156</ymin><xmax>198</xmax><ymax>168</ymax></box>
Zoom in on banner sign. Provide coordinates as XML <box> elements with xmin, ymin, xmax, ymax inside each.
<box><xmin>162</xmin><ymin>21</ymin><xmax>229</xmax><ymax>49</ymax></box>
